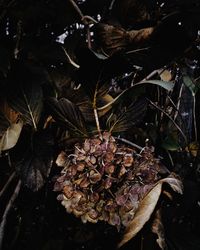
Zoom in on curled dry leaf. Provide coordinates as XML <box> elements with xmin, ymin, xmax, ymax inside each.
<box><xmin>118</xmin><ymin>182</ymin><xmax>162</xmax><ymax>248</ymax></box>
<box><xmin>94</xmin><ymin>23</ymin><xmax>154</xmax><ymax>56</ymax></box>
<box><xmin>56</xmin><ymin>151</ymin><xmax>69</xmax><ymax>167</ymax></box>
<box><xmin>118</xmin><ymin>174</ymin><xmax>183</xmax><ymax>248</ymax></box>
<box><xmin>0</xmin><ymin>121</ymin><xmax>23</xmax><ymax>152</ymax></box>
<box><xmin>0</xmin><ymin>102</ymin><xmax>23</xmax><ymax>152</ymax></box>
<box><xmin>46</xmin><ymin>97</ymin><xmax>87</xmax><ymax>137</ymax></box>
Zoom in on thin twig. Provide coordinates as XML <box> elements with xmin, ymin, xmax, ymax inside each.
<box><xmin>114</xmin><ymin>136</ymin><xmax>143</xmax><ymax>151</ymax></box>
<box><xmin>126</xmin><ymin>47</ymin><xmax>150</xmax><ymax>55</ymax></box>
<box><xmin>193</xmin><ymin>94</ymin><xmax>198</xmax><ymax>141</ymax></box>
<box><xmin>62</xmin><ymin>47</ymin><xmax>80</xmax><ymax>68</ymax></box>
<box><xmin>0</xmin><ymin>172</ymin><xmax>16</xmax><ymax>199</ymax></box>
<box><xmin>141</xmin><ymin>66</ymin><xmax>166</xmax><ymax>82</ymax></box>
<box><xmin>148</xmin><ymin>99</ymin><xmax>187</xmax><ymax>144</ymax></box>
<box><xmin>68</xmin><ymin>0</ymin><xmax>86</xmax><ymax>24</ymax></box>
<box><xmin>0</xmin><ymin>180</ymin><xmax>21</xmax><ymax>249</ymax></box>
<box><xmin>14</xmin><ymin>20</ymin><xmax>22</xmax><ymax>59</ymax></box>
<box><xmin>82</xmin><ymin>15</ymin><xmax>97</xmax><ymax>24</ymax></box>
<box><xmin>68</xmin><ymin>0</ymin><xmax>96</xmax><ymax>49</ymax></box>
<box><xmin>174</xmin><ymin>83</ymin><xmax>183</xmax><ymax>121</ymax></box>
<box><xmin>94</xmin><ymin>108</ymin><xmax>102</xmax><ymax>139</ymax></box>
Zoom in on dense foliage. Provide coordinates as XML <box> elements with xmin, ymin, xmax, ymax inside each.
<box><xmin>0</xmin><ymin>0</ymin><xmax>200</xmax><ymax>249</ymax></box>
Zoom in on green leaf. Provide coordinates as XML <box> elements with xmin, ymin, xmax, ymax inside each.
<box><xmin>183</xmin><ymin>75</ymin><xmax>198</xmax><ymax>95</ymax></box>
<box><xmin>46</xmin><ymin>97</ymin><xmax>88</xmax><ymax>136</ymax></box>
<box><xmin>161</xmin><ymin>134</ymin><xmax>180</xmax><ymax>151</ymax></box>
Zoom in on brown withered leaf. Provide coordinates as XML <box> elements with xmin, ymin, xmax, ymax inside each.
<box><xmin>0</xmin><ymin>120</ymin><xmax>23</xmax><ymax>153</ymax></box>
<box><xmin>0</xmin><ymin>101</ymin><xmax>23</xmax><ymax>152</ymax></box>
<box><xmin>94</xmin><ymin>23</ymin><xmax>154</xmax><ymax>56</ymax></box>
<box><xmin>118</xmin><ymin>182</ymin><xmax>162</xmax><ymax>248</ymax></box>
<box><xmin>107</xmin><ymin>98</ymin><xmax>147</xmax><ymax>133</ymax></box>
<box><xmin>118</xmin><ymin>174</ymin><xmax>183</xmax><ymax>248</ymax></box>
<box><xmin>56</xmin><ymin>151</ymin><xmax>70</xmax><ymax>167</ymax></box>
<box><xmin>46</xmin><ymin>97</ymin><xmax>87</xmax><ymax>137</ymax></box>
<box><xmin>151</xmin><ymin>209</ymin><xmax>167</xmax><ymax>250</ymax></box>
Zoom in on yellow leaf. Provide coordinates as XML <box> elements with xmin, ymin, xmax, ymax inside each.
<box><xmin>160</xmin><ymin>70</ymin><xmax>172</xmax><ymax>82</ymax></box>
<box><xmin>185</xmin><ymin>141</ymin><xmax>199</xmax><ymax>157</ymax></box>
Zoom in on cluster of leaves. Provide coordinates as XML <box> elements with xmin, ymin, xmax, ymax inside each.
<box><xmin>0</xmin><ymin>0</ymin><xmax>200</xmax><ymax>249</ymax></box>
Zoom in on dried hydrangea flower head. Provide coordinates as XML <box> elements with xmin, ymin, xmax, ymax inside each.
<box><xmin>54</xmin><ymin>132</ymin><xmax>168</xmax><ymax>230</ymax></box>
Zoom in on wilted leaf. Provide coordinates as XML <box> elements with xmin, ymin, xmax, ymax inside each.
<box><xmin>8</xmin><ymin>81</ymin><xmax>43</xmax><ymax>130</ymax></box>
<box><xmin>0</xmin><ymin>103</ymin><xmax>23</xmax><ymax>152</ymax></box>
<box><xmin>0</xmin><ymin>121</ymin><xmax>23</xmax><ymax>153</ymax></box>
<box><xmin>118</xmin><ymin>174</ymin><xmax>183</xmax><ymax>248</ymax></box>
<box><xmin>152</xmin><ymin>209</ymin><xmax>167</xmax><ymax>250</ymax></box>
<box><xmin>160</xmin><ymin>175</ymin><xmax>183</xmax><ymax>194</ymax></box>
<box><xmin>118</xmin><ymin>182</ymin><xmax>162</xmax><ymax>248</ymax></box>
<box><xmin>56</xmin><ymin>151</ymin><xmax>70</xmax><ymax>167</ymax></box>
<box><xmin>18</xmin><ymin>130</ymin><xmax>54</xmax><ymax>191</ymax></box>
<box><xmin>107</xmin><ymin>98</ymin><xmax>147</xmax><ymax>133</ymax></box>
<box><xmin>46</xmin><ymin>97</ymin><xmax>87</xmax><ymax>136</ymax></box>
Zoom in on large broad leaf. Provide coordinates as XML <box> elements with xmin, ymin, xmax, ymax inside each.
<box><xmin>107</xmin><ymin>98</ymin><xmax>147</xmax><ymax>133</ymax></box>
<box><xmin>18</xmin><ymin>130</ymin><xmax>54</xmax><ymax>191</ymax></box>
<box><xmin>118</xmin><ymin>174</ymin><xmax>183</xmax><ymax>248</ymax></box>
<box><xmin>6</xmin><ymin>62</ymin><xmax>45</xmax><ymax>130</ymax></box>
<box><xmin>98</xmin><ymin>80</ymin><xmax>174</xmax><ymax>112</ymax></box>
<box><xmin>62</xmin><ymin>84</ymin><xmax>113</xmax><ymax>122</ymax></box>
<box><xmin>46</xmin><ymin>97</ymin><xmax>88</xmax><ymax>136</ymax></box>
<box><xmin>8</xmin><ymin>82</ymin><xmax>43</xmax><ymax>130</ymax></box>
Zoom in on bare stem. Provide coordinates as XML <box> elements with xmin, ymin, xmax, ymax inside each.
<box><xmin>93</xmin><ymin>82</ymin><xmax>102</xmax><ymax>139</ymax></box>
<box><xmin>0</xmin><ymin>180</ymin><xmax>21</xmax><ymax>249</ymax></box>
<box><xmin>0</xmin><ymin>172</ymin><xmax>16</xmax><ymax>199</ymax></box>
<box><xmin>94</xmin><ymin>108</ymin><xmax>102</xmax><ymax>139</ymax></box>
<box><xmin>148</xmin><ymin>99</ymin><xmax>188</xmax><ymax>144</ymax></box>
<box><xmin>14</xmin><ymin>20</ymin><xmax>22</xmax><ymax>59</ymax></box>
<box><xmin>193</xmin><ymin>94</ymin><xmax>198</xmax><ymax>141</ymax></box>
<box><xmin>114</xmin><ymin>136</ymin><xmax>143</xmax><ymax>151</ymax></box>
<box><xmin>68</xmin><ymin>0</ymin><xmax>86</xmax><ymax>24</ymax></box>
<box><xmin>174</xmin><ymin>83</ymin><xmax>183</xmax><ymax>121</ymax></box>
